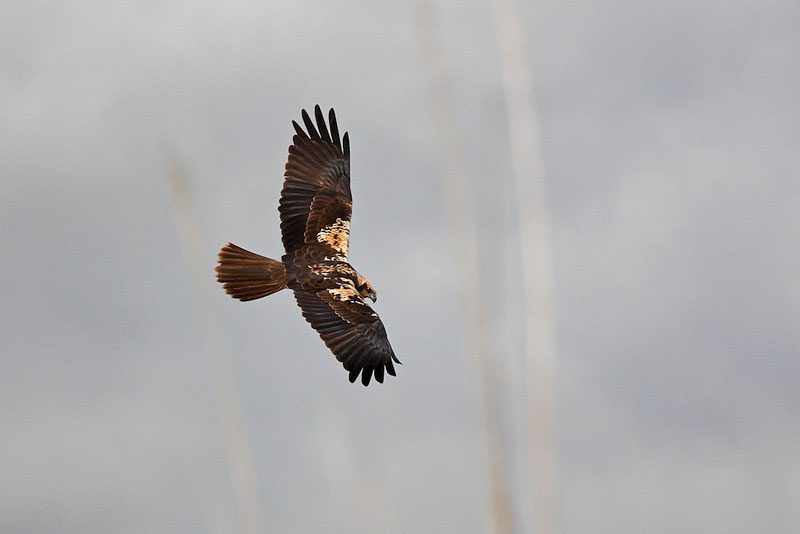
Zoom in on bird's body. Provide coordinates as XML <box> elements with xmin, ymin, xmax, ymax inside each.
<box><xmin>216</xmin><ymin>106</ymin><xmax>399</xmax><ymax>385</ymax></box>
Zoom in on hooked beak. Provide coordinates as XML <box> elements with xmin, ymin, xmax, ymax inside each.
<box><xmin>366</xmin><ymin>290</ymin><xmax>377</xmax><ymax>303</ymax></box>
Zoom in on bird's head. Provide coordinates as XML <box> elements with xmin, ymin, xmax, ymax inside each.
<box><xmin>356</xmin><ymin>274</ymin><xmax>377</xmax><ymax>302</ymax></box>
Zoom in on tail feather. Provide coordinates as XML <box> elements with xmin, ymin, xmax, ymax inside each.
<box><xmin>216</xmin><ymin>243</ymin><xmax>287</xmax><ymax>301</ymax></box>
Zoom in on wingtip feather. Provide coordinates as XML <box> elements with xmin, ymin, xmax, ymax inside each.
<box><xmin>314</xmin><ymin>105</ymin><xmax>331</xmax><ymax>142</ymax></box>
<box><xmin>302</xmin><ymin>109</ymin><xmax>320</xmax><ymax>139</ymax></box>
<box><xmin>361</xmin><ymin>367</ymin><xmax>374</xmax><ymax>386</ymax></box>
<box><xmin>328</xmin><ymin>108</ymin><xmax>341</xmax><ymax>152</ymax></box>
<box><xmin>292</xmin><ymin>120</ymin><xmax>308</xmax><ymax>140</ymax></box>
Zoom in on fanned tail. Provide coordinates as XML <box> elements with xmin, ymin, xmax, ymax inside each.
<box><xmin>216</xmin><ymin>243</ymin><xmax>287</xmax><ymax>301</ymax></box>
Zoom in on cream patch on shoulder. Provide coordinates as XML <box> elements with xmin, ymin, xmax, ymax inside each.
<box><xmin>327</xmin><ymin>286</ymin><xmax>360</xmax><ymax>302</ymax></box>
<box><xmin>316</xmin><ymin>217</ymin><xmax>350</xmax><ymax>254</ymax></box>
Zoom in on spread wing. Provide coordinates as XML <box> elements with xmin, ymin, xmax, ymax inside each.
<box><xmin>291</xmin><ymin>281</ymin><xmax>400</xmax><ymax>386</ymax></box>
<box><xmin>280</xmin><ymin>106</ymin><xmax>352</xmax><ymax>257</ymax></box>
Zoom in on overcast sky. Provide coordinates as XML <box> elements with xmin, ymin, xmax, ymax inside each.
<box><xmin>2</xmin><ymin>1</ymin><xmax>799</xmax><ymax>533</ymax></box>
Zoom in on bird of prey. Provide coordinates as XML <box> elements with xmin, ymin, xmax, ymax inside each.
<box><xmin>215</xmin><ymin>106</ymin><xmax>400</xmax><ymax>386</ymax></box>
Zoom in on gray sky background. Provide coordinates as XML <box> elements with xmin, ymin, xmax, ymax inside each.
<box><xmin>2</xmin><ymin>1</ymin><xmax>799</xmax><ymax>533</ymax></box>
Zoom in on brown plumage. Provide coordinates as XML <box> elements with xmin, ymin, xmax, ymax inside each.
<box><xmin>216</xmin><ymin>106</ymin><xmax>399</xmax><ymax>386</ymax></box>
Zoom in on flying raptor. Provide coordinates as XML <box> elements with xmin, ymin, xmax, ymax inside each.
<box><xmin>215</xmin><ymin>106</ymin><xmax>400</xmax><ymax>385</ymax></box>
